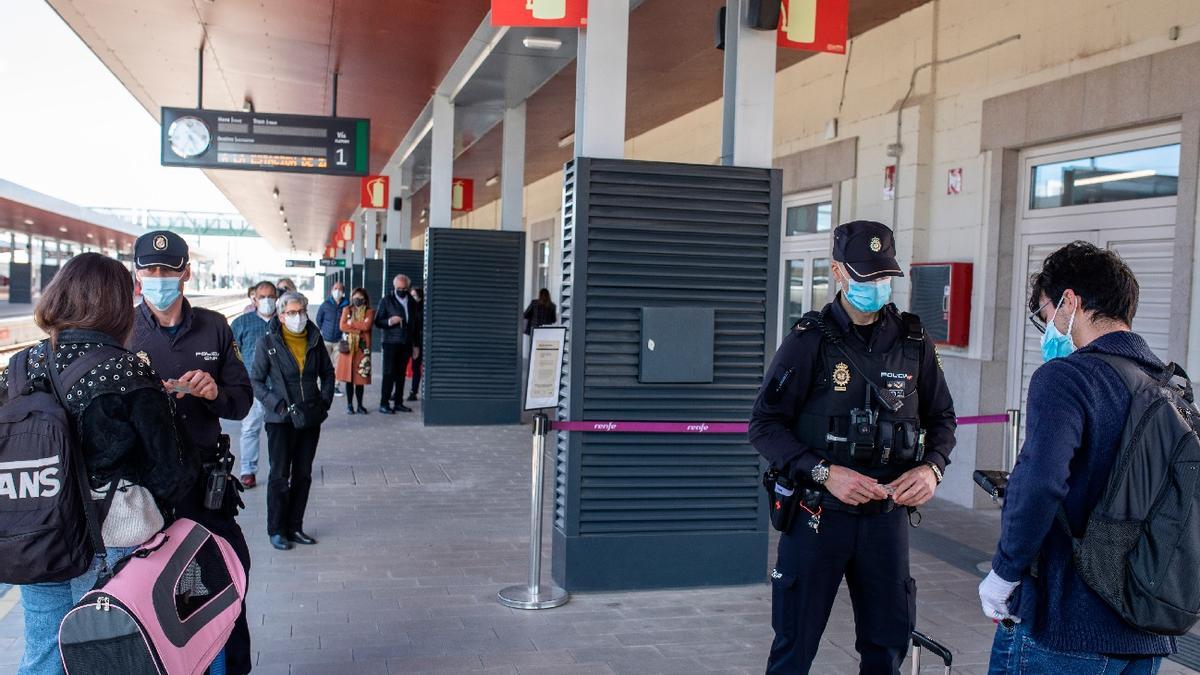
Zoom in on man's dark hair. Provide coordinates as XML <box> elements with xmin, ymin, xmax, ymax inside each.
<box><xmin>254</xmin><ymin>280</ymin><xmax>277</xmax><ymax>295</ymax></box>
<box><xmin>36</xmin><ymin>253</ymin><xmax>135</xmax><ymax>343</ymax></box>
<box><xmin>1028</xmin><ymin>241</ymin><xmax>1139</xmax><ymax>325</ymax></box>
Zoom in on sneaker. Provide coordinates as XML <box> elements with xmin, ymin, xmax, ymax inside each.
<box><xmin>407</xmin><ymin>393</ymin><xmax>417</xmax><ymax>401</ymax></box>
<box><xmin>334</xmin><ymin>387</ymin><xmax>344</xmax><ymax>397</ymax></box>
<box><xmin>240</xmin><ymin>475</ymin><xmax>256</xmax><ymax>489</ymax></box>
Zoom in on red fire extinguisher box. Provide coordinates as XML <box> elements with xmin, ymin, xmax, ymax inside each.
<box><xmin>909</xmin><ymin>262</ymin><xmax>972</xmax><ymax>347</ymax></box>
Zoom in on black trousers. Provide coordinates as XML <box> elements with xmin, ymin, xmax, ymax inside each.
<box><xmin>766</xmin><ymin>507</ymin><xmax>915</xmax><ymax>675</ymax></box>
<box><xmin>176</xmin><ymin>485</ymin><xmax>252</xmax><ymax>675</ymax></box>
<box><xmin>265</xmin><ymin>422</ymin><xmax>320</xmax><ymax>536</ymax></box>
<box><xmin>380</xmin><ymin>343</ymin><xmax>413</xmax><ymax>407</ymax></box>
<box><xmin>409</xmin><ymin>355</ymin><xmax>423</xmax><ymax>396</ymax></box>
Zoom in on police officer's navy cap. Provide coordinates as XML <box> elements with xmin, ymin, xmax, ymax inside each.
<box><xmin>832</xmin><ymin>220</ymin><xmax>904</xmax><ymax>282</ymax></box>
<box><xmin>134</xmin><ymin>230</ymin><xmax>189</xmax><ymax>270</ymax></box>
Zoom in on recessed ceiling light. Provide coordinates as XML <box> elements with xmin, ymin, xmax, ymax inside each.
<box><xmin>58</xmin><ymin>226</ymin><xmax>69</xmax><ymax>233</ymax></box>
<box><xmin>557</xmin><ymin>132</ymin><xmax>574</xmax><ymax>148</ymax></box>
<box><xmin>522</xmin><ymin>36</ymin><xmax>562</xmax><ymax>51</ymax></box>
<box><xmin>279</xmin><ymin>206</ymin><xmax>285</xmax><ymax>215</ymax></box>
<box><xmin>485</xmin><ymin>175</ymin><xmax>499</xmax><ymax>187</ymax></box>
<box><xmin>22</xmin><ymin>218</ymin><xmax>33</xmax><ymax>226</ymax></box>
<box><xmin>86</xmin><ymin>233</ymin><xmax>95</xmax><ymax>239</ymax></box>
<box><xmin>272</xmin><ymin>188</ymin><xmax>279</xmax><ymax>200</ymax></box>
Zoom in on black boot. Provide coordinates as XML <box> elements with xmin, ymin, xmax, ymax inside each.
<box><xmin>346</xmin><ymin>404</ymin><xmax>356</xmax><ymax>415</ymax></box>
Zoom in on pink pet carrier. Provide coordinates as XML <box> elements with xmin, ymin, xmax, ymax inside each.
<box><xmin>58</xmin><ymin>518</ymin><xmax>247</xmax><ymax>674</ymax></box>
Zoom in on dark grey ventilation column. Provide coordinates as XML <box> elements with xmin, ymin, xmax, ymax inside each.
<box><xmin>40</xmin><ymin>264</ymin><xmax>58</xmax><ymax>291</ymax></box>
<box><xmin>9</xmin><ymin>263</ymin><xmax>31</xmax><ymax>304</ymax></box>
<box><xmin>552</xmin><ymin>157</ymin><xmax>781</xmax><ymax>591</ymax></box>
<box><xmin>423</xmin><ymin>229</ymin><xmax>524</xmax><ymax>426</ymax></box>
<box><xmin>350</xmin><ymin>264</ymin><xmax>363</xmax><ymax>294</ymax></box>
<box><xmin>383</xmin><ymin>249</ymin><xmax>423</xmax><ymax>297</ymax></box>
<box><xmin>363</xmin><ymin>259</ymin><xmax>383</xmax><ymax>353</ymax></box>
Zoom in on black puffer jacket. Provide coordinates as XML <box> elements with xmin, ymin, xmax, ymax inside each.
<box><xmin>0</xmin><ymin>329</ymin><xmax>197</xmax><ymax>503</ymax></box>
<box><xmin>249</xmin><ymin>319</ymin><xmax>335</xmax><ymax>425</ymax></box>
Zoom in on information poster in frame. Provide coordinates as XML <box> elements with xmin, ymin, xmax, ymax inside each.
<box><xmin>524</xmin><ymin>326</ymin><xmax>566</xmax><ymax>411</ymax></box>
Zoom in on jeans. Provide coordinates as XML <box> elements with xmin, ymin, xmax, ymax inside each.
<box><xmin>323</xmin><ymin>341</ymin><xmax>341</xmax><ymax>389</ymax></box>
<box><xmin>988</xmin><ymin>622</ymin><xmax>1162</xmax><ymax>674</ymax></box>
<box><xmin>18</xmin><ymin>546</ymin><xmax>137</xmax><ymax>675</ymax></box>
<box><xmin>265</xmin><ymin>422</ymin><xmax>321</xmax><ymax>536</ymax></box>
<box><xmin>239</xmin><ymin>398</ymin><xmax>265</xmax><ymax>476</ymax></box>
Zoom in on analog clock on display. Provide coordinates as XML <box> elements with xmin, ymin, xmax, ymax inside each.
<box><xmin>167</xmin><ymin>116</ymin><xmax>211</xmax><ymax>158</ymax></box>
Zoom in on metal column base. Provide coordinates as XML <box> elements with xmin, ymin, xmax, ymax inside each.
<box><xmin>498</xmin><ymin>584</ymin><xmax>569</xmax><ymax>610</ymax></box>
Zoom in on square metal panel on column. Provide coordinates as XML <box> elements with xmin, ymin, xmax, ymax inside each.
<box><xmin>351</xmin><ymin>264</ymin><xmax>363</xmax><ymax>294</ymax></box>
<box><xmin>40</xmin><ymin>264</ymin><xmax>58</xmax><ymax>291</ymax></box>
<box><xmin>423</xmin><ymin>229</ymin><xmax>524</xmax><ymax>426</ymax></box>
<box><xmin>552</xmin><ymin>157</ymin><xmax>781</xmax><ymax>592</ymax></box>
<box><xmin>9</xmin><ymin>263</ymin><xmax>31</xmax><ymax>304</ymax></box>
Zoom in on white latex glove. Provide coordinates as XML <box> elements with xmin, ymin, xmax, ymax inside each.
<box><xmin>978</xmin><ymin>570</ymin><xmax>1021</xmax><ymax>623</ymax></box>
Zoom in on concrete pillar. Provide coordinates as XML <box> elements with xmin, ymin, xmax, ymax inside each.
<box><xmin>501</xmin><ymin>103</ymin><xmax>526</xmax><ymax>232</ymax></box>
<box><xmin>365</xmin><ymin>211</ymin><xmax>379</xmax><ymax>259</ymax></box>
<box><xmin>430</xmin><ymin>94</ymin><xmax>454</xmax><ymax>230</ymax></box>
<box><xmin>720</xmin><ymin>0</ymin><xmax>776</xmax><ymax>169</ymax></box>
<box><xmin>399</xmin><ymin>163</ymin><xmax>414</xmax><ymax>248</ymax></box>
<box><xmin>575</xmin><ymin>0</ymin><xmax>629</xmax><ymax>159</ymax></box>
<box><xmin>384</xmin><ymin>165</ymin><xmax>403</xmax><ymax>248</ymax></box>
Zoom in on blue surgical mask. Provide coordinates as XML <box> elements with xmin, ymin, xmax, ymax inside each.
<box><xmin>1040</xmin><ymin>296</ymin><xmax>1077</xmax><ymax>362</ymax></box>
<box><xmin>140</xmin><ymin>276</ymin><xmax>182</xmax><ymax>310</ymax></box>
<box><xmin>844</xmin><ymin>278</ymin><xmax>892</xmax><ymax>313</ymax></box>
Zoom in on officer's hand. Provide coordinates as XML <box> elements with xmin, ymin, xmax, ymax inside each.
<box><xmin>179</xmin><ymin>369</ymin><xmax>219</xmax><ymax>401</ymax></box>
<box><xmin>388</xmin><ymin>316</ymin><xmax>402</xmax><ymax>327</ymax></box>
<box><xmin>887</xmin><ymin>465</ymin><xmax>938</xmax><ymax>506</ymax></box>
<box><xmin>825</xmin><ymin>466</ymin><xmax>889</xmax><ymax>505</ymax></box>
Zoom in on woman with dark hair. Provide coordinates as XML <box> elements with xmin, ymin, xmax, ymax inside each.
<box><xmin>337</xmin><ymin>287</ymin><xmax>375</xmax><ymax>413</ymax></box>
<box><xmin>523</xmin><ymin>288</ymin><xmax>557</xmax><ymax>335</ymax></box>
<box><xmin>12</xmin><ymin>252</ymin><xmax>197</xmax><ymax>675</ymax></box>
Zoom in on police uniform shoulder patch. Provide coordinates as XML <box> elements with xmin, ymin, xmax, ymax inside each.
<box><xmin>233</xmin><ymin>341</ymin><xmax>243</xmax><ymax>363</ymax></box>
<box><xmin>832</xmin><ymin>362</ymin><xmax>851</xmax><ymax>392</ymax></box>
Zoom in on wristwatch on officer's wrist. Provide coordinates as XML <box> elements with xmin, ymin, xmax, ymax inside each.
<box><xmin>924</xmin><ymin>461</ymin><xmax>943</xmax><ymax>484</ymax></box>
<box><xmin>811</xmin><ymin>461</ymin><xmax>831</xmax><ymax>485</ymax></box>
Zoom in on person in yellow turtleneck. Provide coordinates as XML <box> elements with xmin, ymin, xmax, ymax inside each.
<box><xmin>248</xmin><ymin>291</ymin><xmax>335</xmax><ymax>552</ymax></box>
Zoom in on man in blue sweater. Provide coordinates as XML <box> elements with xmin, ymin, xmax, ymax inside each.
<box><xmin>314</xmin><ymin>281</ymin><xmax>348</xmax><ymax>397</ymax></box>
<box><xmin>981</xmin><ymin>242</ymin><xmax>1175</xmax><ymax>672</ymax></box>
<box><xmin>230</xmin><ymin>280</ymin><xmax>277</xmax><ymax>488</ymax></box>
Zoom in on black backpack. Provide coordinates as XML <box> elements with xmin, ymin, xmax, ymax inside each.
<box><xmin>1061</xmin><ymin>354</ymin><xmax>1200</xmax><ymax>635</ymax></box>
<box><xmin>0</xmin><ymin>343</ymin><xmax>119</xmax><ymax>585</ymax></box>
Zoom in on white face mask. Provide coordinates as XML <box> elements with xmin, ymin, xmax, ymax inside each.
<box><xmin>332</xmin><ymin>290</ymin><xmax>343</xmax><ymax>301</ymax></box>
<box><xmin>283</xmin><ymin>314</ymin><xmax>306</xmax><ymax>333</ymax></box>
<box><xmin>256</xmin><ymin>297</ymin><xmax>277</xmax><ymax>317</ymax></box>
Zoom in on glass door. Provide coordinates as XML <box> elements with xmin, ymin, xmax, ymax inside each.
<box><xmin>778</xmin><ymin>190</ymin><xmax>834</xmax><ymax>345</ymax></box>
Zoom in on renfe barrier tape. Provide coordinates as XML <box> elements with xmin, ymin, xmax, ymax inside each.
<box><xmin>549</xmin><ymin>414</ymin><xmax>1010</xmax><ymax>434</ymax></box>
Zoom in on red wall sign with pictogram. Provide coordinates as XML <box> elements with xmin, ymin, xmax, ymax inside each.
<box><xmin>777</xmin><ymin>0</ymin><xmax>848</xmax><ymax>54</ymax></box>
<box><xmin>491</xmin><ymin>0</ymin><xmax>587</xmax><ymax>27</ymax></box>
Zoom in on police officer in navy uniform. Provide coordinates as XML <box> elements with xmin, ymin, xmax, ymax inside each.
<box><xmin>130</xmin><ymin>231</ymin><xmax>256</xmax><ymax>674</ymax></box>
<box><xmin>750</xmin><ymin>220</ymin><xmax>957</xmax><ymax>674</ymax></box>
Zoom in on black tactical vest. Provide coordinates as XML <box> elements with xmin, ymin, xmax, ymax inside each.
<box><xmin>791</xmin><ymin>305</ymin><xmax>926</xmax><ymax>482</ymax></box>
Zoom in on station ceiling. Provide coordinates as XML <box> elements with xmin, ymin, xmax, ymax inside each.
<box><xmin>48</xmin><ymin>0</ymin><xmax>930</xmax><ymax>253</ymax></box>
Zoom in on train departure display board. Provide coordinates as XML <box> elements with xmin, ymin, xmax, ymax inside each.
<box><xmin>160</xmin><ymin>107</ymin><xmax>370</xmax><ymax>176</ymax></box>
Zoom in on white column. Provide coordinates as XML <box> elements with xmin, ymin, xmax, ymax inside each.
<box><xmin>501</xmin><ymin>103</ymin><xmax>526</xmax><ymax>232</ymax></box>
<box><xmin>365</xmin><ymin>211</ymin><xmax>379</xmax><ymax>259</ymax></box>
<box><xmin>384</xmin><ymin>166</ymin><xmax>402</xmax><ymax>248</ymax></box>
<box><xmin>720</xmin><ymin>0</ymin><xmax>776</xmax><ymax>168</ymax></box>
<box><xmin>430</xmin><ymin>94</ymin><xmax>455</xmax><ymax>229</ymax></box>
<box><xmin>575</xmin><ymin>0</ymin><xmax>629</xmax><ymax>159</ymax></box>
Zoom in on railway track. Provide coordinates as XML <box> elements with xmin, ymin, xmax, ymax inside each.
<box><xmin>0</xmin><ymin>297</ymin><xmax>247</xmax><ymax>360</ymax></box>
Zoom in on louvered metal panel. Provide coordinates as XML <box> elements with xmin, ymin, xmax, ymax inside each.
<box><xmin>363</xmin><ymin>259</ymin><xmax>384</xmax><ymax>353</ymax></box>
<box><xmin>10</xmin><ymin>263</ymin><xmax>31</xmax><ymax>304</ymax></box>
<box><xmin>423</xmin><ymin>229</ymin><xmax>524</xmax><ymax>425</ymax></box>
<box><xmin>383</xmin><ymin>248</ymin><xmax>424</xmax><ymax>298</ymax></box>
<box><xmin>40</xmin><ymin>264</ymin><xmax>58</xmax><ymax>291</ymax></box>
<box><xmin>350</xmin><ymin>264</ymin><xmax>363</xmax><ymax>295</ymax></box>
<box><xmin>322</xmin><ymin>272</ymin><xmax>333</xmax><ymax>298</ymax></box>
<box><xmin>552</xmin><ymin>157</ymin><xmax>781</xmax><ymax>591</ymax></box>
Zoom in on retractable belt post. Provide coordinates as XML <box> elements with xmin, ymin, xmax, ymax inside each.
<box><xmin>1005</xmin><ymin>408</ymin><xmax>1022</xmax><ymax>471</ymax></box>
<box><xmin>498</xmin><ymin>412</ymin><xmax>569</xmax><ymax>610</ymax></box>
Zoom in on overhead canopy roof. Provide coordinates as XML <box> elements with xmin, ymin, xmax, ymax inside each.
<box><xmin>49</xmin><ymin>0</ymin><xmax>930</xmax><ymax>252</ymax></box>
<box><xmin>0</xmin><ymin>179</ymin><xmax>142</xmax><ymax>251</ymax></box>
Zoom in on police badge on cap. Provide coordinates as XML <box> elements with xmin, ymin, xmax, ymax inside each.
<box><xmin>832</xmin><ymin>220</ymin><xmax>904</xmax><ymax>282</ymax></box>
<box><xmin>134</xmin><ymin>230</ymin><xmax>189</xmax><ymax>270</ymax></box>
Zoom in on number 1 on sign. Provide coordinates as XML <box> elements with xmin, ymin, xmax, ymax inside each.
<box><xmin>335</xmin><ymin>148</ymin><xmax>346</xmax><ymax>166</ymax></box>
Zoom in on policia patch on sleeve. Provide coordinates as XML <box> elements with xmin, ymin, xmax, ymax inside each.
<box><xmin>233</xmin><ymin>341</ymin><xmax>243</xmax><ymax>364</ymax></box>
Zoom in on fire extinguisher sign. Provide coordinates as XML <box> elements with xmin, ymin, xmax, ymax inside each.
<box><xmin>452</xmin><ymin>178</ymin><xmax>475</xmax><ymax>212</ymax></box>
<box><xmin>777</xmin><ymin>0</ymin><xmax>849</xmax><ymax>54</ymax></box>
<box><xmin>361</xmin><ymin>175</ymin><xmax>389</xmax><ymax>209</ymax></box>
<box><xmin>491</xmin><ymin>0</ymin><xmax>587</xmax><ymax>27</ymax></box>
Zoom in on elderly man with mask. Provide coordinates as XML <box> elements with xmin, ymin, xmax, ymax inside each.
<box><xmin>373</xmin><ymin>274</ymin><xmax>421</xmax><ymax>414</ymax></box>
<box><xmin>230</xmin><ymin>280</ymin><xmax>278</xmax><ymax>488</ymax></box>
